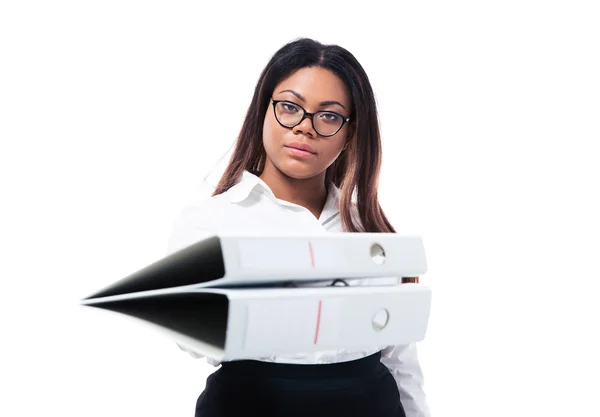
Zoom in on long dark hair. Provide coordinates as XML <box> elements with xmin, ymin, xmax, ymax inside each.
<box><xmin>213</xmin><ymin>38</ymin><xmax>395</xmax><ymax>233</ymax></box>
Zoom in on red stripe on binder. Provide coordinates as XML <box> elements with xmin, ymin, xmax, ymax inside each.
<box><xmin>308</xmin><ymin>241</ymin><xmax>315</xmax><ymax>267</ymax></box>
<box><xmin>314</xmin><ymin>300</ymin><xmax>322</xmax><ymax>344</ymax></box>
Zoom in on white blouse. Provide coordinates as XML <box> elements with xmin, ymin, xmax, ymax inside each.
<box><xmin>167</xmin><ymin>170</ymin><xmax>430</xmax><ymax>417</ymax></box>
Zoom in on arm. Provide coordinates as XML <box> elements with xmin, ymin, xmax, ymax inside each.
<box><xmin>176</xmin><ymin>342</ymin><xmax>206</xmax><ymax>359</ymax></box>
<box><xmin>167</xmin><ymin>201</ymin><xmax>215</xmax><ymax>360</ymax></box>
<box><xmin>380</xmin><ymin>343</ymin><xmax>431</xmax><ymax>417</ymax></box>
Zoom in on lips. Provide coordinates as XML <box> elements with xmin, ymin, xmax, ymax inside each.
<box><xmin>285</xmin><ymin>142</ymin><xmax>316</xmax><ymax>154</ymax></box>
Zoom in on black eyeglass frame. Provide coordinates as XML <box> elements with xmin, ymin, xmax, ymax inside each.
<box><xmin>271</xmin><ymin>99</ymin><xmax>351</xmax><ymax>137</ymax></box>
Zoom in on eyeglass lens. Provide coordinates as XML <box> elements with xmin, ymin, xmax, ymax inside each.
<box><xmin>274</xmin><ymin>101</ymin><xmax>344</xmax><ymax>136</ymax></box>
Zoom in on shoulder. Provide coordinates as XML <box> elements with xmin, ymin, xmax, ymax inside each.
<box><xmin>173</xmin><ymin>192</ymin><xmax>230</xmax><ymax>228</ymax></box>
<box><xmin>166</xmin><ymin>192</ymin><xmax>232</xmax><ymax>255</ymax></box>
<box><xmin>172</xmin><ymin>170</ymin><xmax>267</xmax><ymax>231</ymax></box>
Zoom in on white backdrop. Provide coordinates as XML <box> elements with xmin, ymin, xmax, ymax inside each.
<box><xmin>1</xmin><ymin>1</ymin><xmax>599</xmax><ymax>416</ymax></box>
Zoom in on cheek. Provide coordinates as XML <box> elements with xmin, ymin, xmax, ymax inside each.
<box><xmin>262</xmin><ymin>108</ymin><xmax>283</xmax><ymax>144</ymax></box>
<box><xmin>321</xmin><ymin>134</ymin><xmax>347</xmax><ymax>162</ymax></box>
<box><xmin>324</xmin><ymin>145</ymin><xmax>346</xmax><ymax>165</ymax></box>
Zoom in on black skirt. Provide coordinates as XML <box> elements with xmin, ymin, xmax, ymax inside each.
<box><xmin>195</xmin><ymin>352</ymin><xmax>406</xmax><ymax>417</ymax></box>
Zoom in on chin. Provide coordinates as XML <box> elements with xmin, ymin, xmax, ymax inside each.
<box><xmin>277</xmin><ymin>162</ymin><xmax>321</xmax><ymax>180</ymax></box>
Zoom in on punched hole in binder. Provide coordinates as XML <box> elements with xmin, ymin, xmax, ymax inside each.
<box><xmin>370</xmin><ymin>243</ymin><xmax>386</xmax><ymax>265</ymax></box>
<box><xmin>372</xmin><ymin>308</ymin><xmax>390</xmax><ymax>331</ymax></box>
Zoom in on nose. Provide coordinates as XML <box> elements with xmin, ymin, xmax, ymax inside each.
<box><xmin>292</xmin><ymin>115</ymin><xmax>317</xmax><ymax>138</ymax></box>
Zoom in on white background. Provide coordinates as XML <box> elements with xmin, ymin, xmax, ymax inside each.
<box><xmin>1</xmin><ymin>1</ymin><xmax>599</xmax><ymax>416</ymax></box>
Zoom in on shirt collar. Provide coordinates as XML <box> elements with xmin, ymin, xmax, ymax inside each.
<box><xmin>225</xmin><ymin>170</ymin><xmax>269</xmax><ymax>203</ymax></box>
<box><xmin>320</xmin><ymin>181</ymin><xmax>341</xmax><ymax>223</ymax></box>
<box><xmin>226</xmin><ymin>170</ymin><xmax>341</xmax><ymax>222</ymax></box>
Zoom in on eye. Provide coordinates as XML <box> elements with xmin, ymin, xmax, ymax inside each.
<box><xmin>318</xmin><ymin>112</ymin><xmax>341</xmax><ymax>123</ymax></box>
<box><xmin>280</xmin><ymin>102</ymin><xmax>300</xmax><ymax>113</ymax></box>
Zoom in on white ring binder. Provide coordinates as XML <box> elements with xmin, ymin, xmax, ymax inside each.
<box><xmin>81</xmin><ymin>233</ymin><xmax>431</xmax><ymax>359</ymax></box>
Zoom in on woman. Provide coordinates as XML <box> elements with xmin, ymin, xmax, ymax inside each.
<box><xmin>167</xmin><ymin>38</ymin><xmax>430</xmax><ymax>417</ymax></box>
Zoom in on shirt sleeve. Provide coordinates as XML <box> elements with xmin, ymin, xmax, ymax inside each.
<box><xmin>167</xmin><ymin>200</ymin><xmax>216</xmax><ymax>360</ymax></box>
<box><xmin>380</xmin><ymin>343</ymin><xmax>431</xmax><ymax>417</ymax></box>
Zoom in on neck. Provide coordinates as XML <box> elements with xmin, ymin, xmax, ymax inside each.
<box><xmin>259</xmin><ymin>162</ymin><xmax>328</xmax><ymax>219</ymax></box>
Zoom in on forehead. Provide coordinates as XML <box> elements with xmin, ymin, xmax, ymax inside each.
<box><xmin>274</xmin><ymin>67</ymin><xmax>351</xmax><ymax>108</ymax></box>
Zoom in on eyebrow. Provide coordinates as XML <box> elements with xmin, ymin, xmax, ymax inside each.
<box><xmin>278</xmin><ymin>89</ymin><xmax>347</xmax><ymax>111</ymax></box>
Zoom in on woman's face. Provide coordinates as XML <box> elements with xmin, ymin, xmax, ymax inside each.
<box><xmin>262</xmin><ymin>66</ymin><xmax>353</xmax><ymax>180</ymax></box>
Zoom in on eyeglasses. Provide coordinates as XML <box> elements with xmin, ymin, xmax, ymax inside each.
<box><xmin>271</xmin><ymin>99</ymin><xmax>350</xmax><ymax>137</ymax></box>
